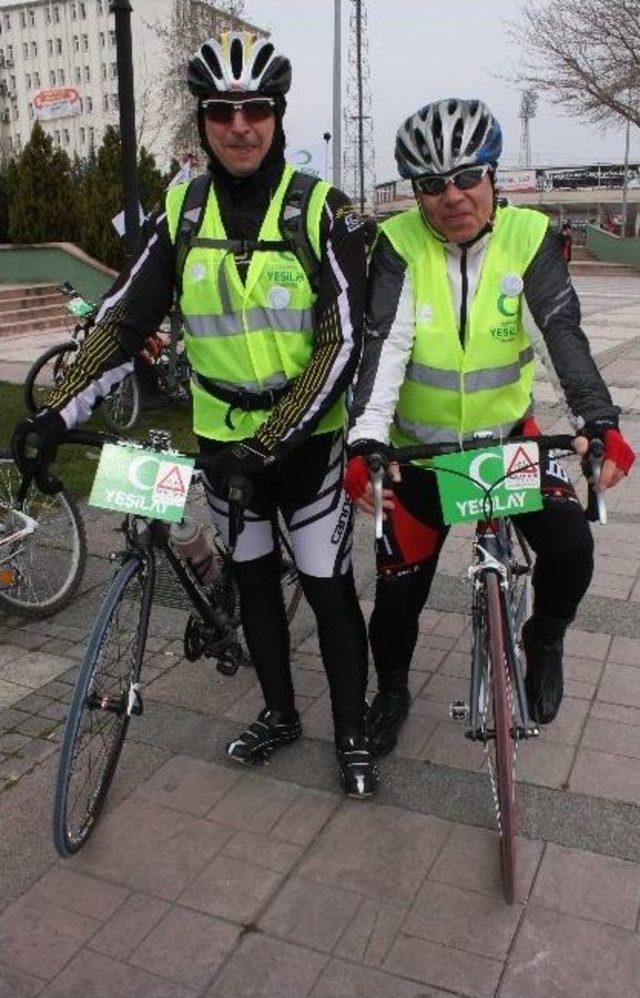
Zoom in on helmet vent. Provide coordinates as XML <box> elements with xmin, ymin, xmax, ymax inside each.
<box><xmin>202</xmin><ymin>46</ymin><xmax>222</xmax><ymax>80</ymax></box>
<box><xmin>252</xmin><ymin>43</ymin><xmax>274</xmax><ymax>79</ymax></box>
<box><xmin>230</xmin><ymin>37</ymin><xmax>244</xmax><ymax>79</ymax></box>
<box><xmin>468</xmin><ymin>119</ymin><xmax>486</xmax><ymax>153</ymax></box>
<box><xmin>451</xmin><ymin>119</ymin><xmax>464</xmax><ymax>157</ymax></box>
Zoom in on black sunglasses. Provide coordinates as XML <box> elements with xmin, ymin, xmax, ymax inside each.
<box><xmin>201</xmin><ymin>97</ymin><xmax>276</xmax><ymax>124</ymax></box>
<box><xmin>414</xmin><ymin>165</ymin><xmax>490</xmax><ymax>196</ymax></box>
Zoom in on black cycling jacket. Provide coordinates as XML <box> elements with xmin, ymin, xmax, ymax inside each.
<box><xmin>45</xmin><ymin>154</ymin><xmax>371</xmax><ymax>459</ymax></box>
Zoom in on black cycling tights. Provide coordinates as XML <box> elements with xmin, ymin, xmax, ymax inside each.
<box><xmin>233</xmin><ymin>552</ymin><xmax>368</xmax><ymax>739</ymax></box>
<box><xmin>370</xmin><ymin>499</ymin><xmax>594</xmax><ymax>694</ymax></box>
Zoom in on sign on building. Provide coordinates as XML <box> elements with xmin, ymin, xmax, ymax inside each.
<box><xmin>287</xmin><ymin>142</ymin><xmax>327</xmax><ymax>179</ymax></box>
<box><xmin>496</xmin><ymin>169</ymin><xmax>537</xmax><ymax>193</ymax></box>
<box><xmin>33</xmin><ymin>87</ymin><xmax>82</xmax><ymax>121</ymax></box>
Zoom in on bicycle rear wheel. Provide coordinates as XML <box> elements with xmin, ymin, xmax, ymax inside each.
<box><xmin>0</xmin><ymin>454</ymin><xmax>87</xmax><ymax>617</ymax></box>
<box><xmin>485</xmin><ymin>571</ymin><xmax>517</xmax><ymax>904</ymax></box>
<box><xmin>53</xmin><ymin>553</ymin><xmax>153</xmax><ymax>856</ymax></box>
<box><xmin>24</xmin><ymin>341</ymin><xmax>77</xmax><ymax>413</ymax></box>
<box><xmin>101</xmin><ymin>372</ymin><xmax>141</xmax><ymax>432</ymax></box>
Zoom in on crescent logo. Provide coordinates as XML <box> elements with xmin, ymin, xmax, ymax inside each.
<box><xmin>127</xmin><ymin>454</ymin><xmax>159</xmax><ymax>491</ymax></box>
<box><xmin>468</xmin><ymin>452</ymin><xmax>503</xmax><ymax>491</ymax></box>
<box><xmin>497</xmin><ymin>294</ymin><xmax>518</xmax><ymax>318</ymax></box>
<box><xmin>294</xmin><ymin>149</ymin><xmax>312</xmax><ymax>165</ymax></box>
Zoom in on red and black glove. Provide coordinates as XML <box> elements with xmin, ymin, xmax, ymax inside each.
<box><xmin>344</xmin><ymin>439</ymin><xmax>391</xmax><ymax>502</ymax></box>
<box><xmin>582</xmin><ymin>420</ymin><xmax>635</xmax><ymax>476</ymax></box>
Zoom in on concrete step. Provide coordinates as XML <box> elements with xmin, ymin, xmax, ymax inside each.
<box><xmin>570</xmin><ymin>259</ymin><xmax>638</xmax><ymax>277</ymax></box>
<box><xmin>0</xmin><ymin>303</ymin><xmax>68</xmax><ymax>324</ymax></box>
<box><xmin>0</xmin><ymin>315</ymin><xmax>71</xmax><ymax>338</ymax></box>
<box><xmin>0</xmin><ymin>292</ymin><xmax>63</xmax><ymax>314</ymax></box>
<box><xmin>0</xmin><ymin>283</ymin><xmax>60</xmax><ymax>303</ymax></box>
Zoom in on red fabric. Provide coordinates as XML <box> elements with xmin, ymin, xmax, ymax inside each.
<box><xmin>384</xmin><ymin>496</ymin><xmax>441</xmax><ymax>568</ymax></box>
<box><xmin>604</xmin><ymin>429</ymin><xmax>635</xmax><ymax>475</ymax></box>
<box><xmin>521</xmin><ymin>417</ymin><xmax>541</xmax><ymax>437</ymax></box>
<box><xmin>344</xmin><ymin>456</ymin><xmax>370</xmax><ymax>501</ymax></box>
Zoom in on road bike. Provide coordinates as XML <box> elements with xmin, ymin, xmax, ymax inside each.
<box><xmin>50</xmin><ymin>428</ymin><xmax>302</xmax><ymax>857</ymax></box>
<box><xmin>371</xmin><ymin>432</ymin><xmax>605</xmax><ymax>903</ymax></box>
<box><xmin>0</xmin><ymin>452</ymin><xmax>87</xmax><ymax>618</ymax></box>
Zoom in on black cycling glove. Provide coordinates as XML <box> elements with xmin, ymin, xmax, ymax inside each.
<box><xmin>11</xmin><ymin>410</ymin><xmax>66</xmax><ymax>493</ymax></box>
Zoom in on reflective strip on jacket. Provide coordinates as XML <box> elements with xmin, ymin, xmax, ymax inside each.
<box><xmin>379</xmin><ymin>204</ymin><xmax>549</xmax><ymax>449</ymax></box>
<box><xmin>165</xmin><ymin>165</ymin><xmax>345</xmax><ymax>441</ymax></box>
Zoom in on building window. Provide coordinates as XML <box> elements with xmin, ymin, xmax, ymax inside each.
<box><xmin>63</xmin><ymin>128</ymin><xmax>69</xmax><ymax>144</ymax></box>
<box><xmin>32</xmin><ymin>40</ymin><xmax>37</xmax><ymax>56</ymax></box>
<box><xmin>110</xmin><ymin>61</ymin><xmax>117</xmax><ymax>79</ymax></box>
<box><xmin>13</xmin><ymin>105</ymin><xmax>19</xmax><ymax>120</ymax></box>
<box><xmin>9</xmin><ymin>73</ymin><xmax>15</xmax><ymax>90</ymax></box>
<box><xmin>112</xmin><ymin>92</ymin><xmax>119</xmax><ymax>110</ymax></box>
<box><xmin>49</xmin><ymin>69</ymin><xmax>56</xmax><ymax>85</ymax></box>
<box><xmin>6</xmin><ymin>44</ymin><xmax>13</xmax><ymax>62</ymax></box>
<box><xmin>57</xmin><ymin>67</ymin><xmax>65</xmax><ymax>84</ymax></box>
<box><xmin>71</xmin><ymin>3</ymin><xmax>77</xmax><ymax>19</ymax></box>
<box><xmin>47</xmin><ymin>39</ymin><xmax>53</xmax><ymax>55</ymax></box>
<box><xmin>29</xmin><ymin>10</ymin><xmax>35</xmax><ymax>27</ymax></box>
<box><xmin>25</xmin><ymin>72</ymin><xmax>31</xmax><ymax>88</ymax></box>
<box><xmin>80</xmin><ymin>2</ymin><xmax>87</xmax><ymax>18</ymax></box>
<box><xmin>73</xmin><ymin>35</ymin><xmax>79</xmax><ymax>51</ymax></box>
<box><xmin>29</xmin><ymin>103</ymin><xmax>34</xmax><ymax>119</ymax></box>
<box><xmin>109</xmin><ymin>29</ymin><xmax>115</xmax><ymax>45</ymax></box>
<box><xmin>23</xmin><ymin>42</ymin><xmax>29</xmax><ymax>60</ymax></box>
<box><xmin>4</xmin><ymin>14</ymin><xmax>11</xmax><ymax>30</ymax></box>
<box><xmin>82</xmin><ymin>34</ymin><xmax>88</xmax><ymax>51</ymax></box>
<box><xmin>20</xmin><ymin>11</ymin><xmax>26</xmax><ymax>29</ymax></box>
<box><xmin>54</xmin><ymin>130</ymin><xmax>60</xmax><ymax>144</ymax></box>
<box><xmin>86</xmin><ymin>95</ymin><xmax>93</xmax><ymax>112</ymax></box>
<box><xmin>46</xmin><ymin>9</ymin><xmax>51</xmax><ymax>25</ymax></box>
<box><xmin>89</xmin><ymin>126</ymin><xmax>95</xmax><ymax>146</ymax></box>
<box><xmin>101</xmin><ymin>63</ymin><xmax>106</xmax><ymax>80</ymax></box>
<box><xmin>80</xmin><ymin>126</ymin><xmax>85</xmax><ymax>143</ymax></box>
<box><xmin>75</xmin><ymin>65</ymin><xmax>81</xmax><ymax>83</ymax></box>
<box><xmin>54</xmin><ymin>5</ymin><xmax>60</xmax><ymax>23</ymax></box>
<box><xmin>78</xmin><ymin>96</ymin><xmax>83</xmax><ymax>111</ymax></box>
<box><xmin>103</xmin><ymin>93</ymin><xmax>108</xmax><ymax>110</ymax></box>
<box><xmin>97</xmin><ymin>0</ymin><xmax>103</xmax><ymax>12</ymax></box>
<box><xmin>100</xmin><ymin>32</ymin><xmax>104</xmax><ymax>47</ymax></box>
<box><xmin>56</xmin><ymin>38</ymin><xmax>62</xmax><ymax>55</ymax></box>
<box><xmin>34</xmin><ymin>70</ymin><xmax>40</xmax><ymax>86</ymax></box>
<box><xmin>84</xmin><ymin>64</ymin><xmax>90</xmax><ymax>81</ymax></box>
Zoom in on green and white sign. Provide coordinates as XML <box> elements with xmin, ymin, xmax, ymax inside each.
<box><xmin>89</xmin><ymin>444</ymin><xmax>194</xmax><ymax>523</ymax></box>
<box><xmin>434</xmin><ymin>442</ymin><xmax>543</xmax><ymax>525</ymax></box>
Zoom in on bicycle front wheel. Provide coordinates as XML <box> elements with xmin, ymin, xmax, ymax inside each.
<box><xmin>0</xmin><ymin>454</ymin><xmax>87</xmax><ymax>617</ymax></box>
<box><xmin>485</xmin><ymin>571</ymin><xmax>517</xmax><ymax>904</ymax></box>
<box><xmin>53</xmin><ymin>553</ymin><xmax>153</xmax><ymax>856</ymax></box>
<box><xmin>24</xmin><ymin>341</ymin><xmax>77</xmax><ymax>413</ymax></box>
<box><xmin>101</xmin><ymin>372</ymin><xmax>141</xmax><ymax>432</ymax></box>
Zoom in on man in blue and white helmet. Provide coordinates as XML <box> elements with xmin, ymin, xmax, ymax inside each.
<box><xmin>345</xmin><ymin>97</ymin><xmax>634</xmax><ymax>755</ymax></box>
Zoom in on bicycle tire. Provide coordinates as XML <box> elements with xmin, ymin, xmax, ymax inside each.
<box><xmin>101</xmin><ymin>372</ymin><xmax>141</xmax><ymax>433</ymax></box>
<box><xmin>0</xmin><ymin>453</ymin><xmax>87</xmax><ymax>617</ymax></box>
<box><xmin>24</xmin><ymin>340</ymin><xmax>77</xmax><ymax>413</ymax></box>
<box><xmin>485</xmin><ymin>570</ymin><xmax>517</xmax><ymax>904</ymax></box>
<box><xmin>53</xmin><ymin>554</ymin><xmax>153</xmax><ymax>856</ymax></box>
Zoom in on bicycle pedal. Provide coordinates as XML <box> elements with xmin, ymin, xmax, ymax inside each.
<box><xmin>216</xmin><ymin>651</ymin><xmax>240</xmax><ymax>677</ymax></box>
<box><xmin>449</xmin><ymin>700</ymin><xmax>469</xmax><ymax>721</ymax></box>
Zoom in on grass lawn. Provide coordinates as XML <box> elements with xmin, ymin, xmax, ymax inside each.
<box><xmin>0</xmin><ymin>381</ymin><xmax>198</xmax><ymax>497</ymax></box>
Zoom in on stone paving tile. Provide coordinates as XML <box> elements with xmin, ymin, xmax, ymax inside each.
<box><xmin>514</xmin><ymin>736</ymin><xmax>575</xmax><ymax>789</ymax></box>
<box><xmin>129</xmin><ymin>905</ymin><xmax>241</xmax><ymax>991</ymax></box>
<box><xmin>403</xmin><ymin>879</ymin><xmax>523</xmax><ymax>959</ymax></box>
<box><xmin>597</xmin><ymin>662</ymin><xmax>640</xmax><ymax>708</ymax></box>
<box><xmin>259</xmin><ymin>877</ymin><xmax>361</xmax><ymax>953</ymax></box>
<box><xmin>0</xmin><ymin>894</ymin><xmax>99</xmax><ymax>979</ymax></box>
<box><xmin>420</xmin><ymin>718</ymin><xmax>485</xmax><ymax>773</ymax></box>
<box><xmin>296</xmin><ymin>692</ymin><xmax>334</xmax><ymax>741</ymax></box>
<box><xmin>133</xmin><ymin>755</ymin><xmax>242</xmax><ymax>817</ymax></box>
<box><xmin>0</xmin><ymin>679</ymin><xmax>31</xmax><ymax>708</ymax></box>
<box><xmin>384</xmin><ymin>931</ymin><xmax>503</xmax><ymax>998</ymax></box>
<box><xmin>0</xmin><ymin>645</ymin><xmax>29</xmax><ymax>669</ymax></box>
<box><xmin>581</xmin><ymin>715</ymin><xmax>640</xmax><ymax>760</ymax></box>
<box><xmin>590</xmin><ymin>700</ymin><xmax>640</xmax><ymax>727</ymax></box>
<box><xmin>221</xmin><ymin>831</ymin><xmax>304</xmax><ymax>874</ymax></box>
<box><xmin>570</xmin><ymin>747</ymin><xmax>640</xmax><ymax>805</ymax></box>
<box><xmin>541</xmin><ymin>696</ymin><xmax>590</xmax><ymax>747</ymax></box>
<box><xmin>394</xmin><ymin>705</ymin><xmax>440</xmax><ymax>760</ymax></box>
<box><xmin>0</xmin><ymin>962</ymin><xmax>46</xmax><ymax>998</ymax></box>
<box><xmin>420</xmin><ymin>673</ymin><xmax>470</xmax><ymax>706</ymax></box>
<box><xmin>429</xmin><ymin>824</ymin><xmax>543</xmax><ymax>902</ymax></box>
<box><xmin>206</xmin><ymin>771</ymin><xmax>300</xmax><ymax>834</ymax></box>
<box><xmin>564</xmin><ymin>628</ymin><xmax>611</xmax><ymax>661</ymax></box>
<box><xmin>72</xmin><ymin>799</ymin><xmax>232</xmax><ymax>900</ymax></box>
<box><xmin>27</xmin><ymin>868</ymin><xmax>128</xmax><ymax>921</ymax></box>
<box><xmin>531</xmin><ymin>843</ymin><xmax>640</xmax><ymax>929</ymax></box>
<box><xmin>608</xmin><ymin>636</ymin><xmax>640</xmax><ymax>666</ymax></box>
<box><xmin>499</xmin><ymin>905</ymin><xmax>640</xmax><ymax>998</ymax></box>
<box><xmin>297</xmin><ymin>803</ymin><xmax>450</xmax><ymax>906</ymax></box>
<box><xmin>291</xmin><ymin>668</ymin><xmax>328</xmax><ymax>698</ymax></box>
<box><xmin>208</xmin><ymin>932</ymin><xmax>327</xmax><ymax>998</ymax></box>
<box><xmin>222</xmin><ymin>682</ymin><xmax>276</xmax><ymax>723</ymax></box>
<box><xmin>269</xmin><ymin>787</ymin><xmax>339</xmax><ymax>846</ymax></box>
<box><xmin>0</xmin><ymin>652</ymin><xmax>75</xmax><ymax>689</ymax></box>
<box><xmin>41</xmin><ymin>949</ymin><xmax>197</xmax><ymax>998</ymax></box>
<box><xmin>179</xmin><ymin>855</ymin><xmax>283</xmax><ymax>924</ymax></box>
<box><xmin>310</xmin><ymin>958</ymin><xmax>448</xmax><ymax>997</ymax></box>
<box><xmin>146</xmin><ymin>658</ymin><xmax>254</xmax><ymax>716</ymax></box>
<box><xmin>589</xmin><ymin>575</ymin><xmax>635</xmax><ymax>599</ymax></box>
<box><xmin>334</xmin><ymin>898</ymin><xmax>407</xmax><ymax>969</ymax></box>
<box><xmin>564</xmin><ymin>653</ymin><xmax>605</xmax><ymax>687</ymax></box>
<box><xmin>90</xmin><ymin>893</ymin><xmax>171</xmax><ymax>960</ymax></box>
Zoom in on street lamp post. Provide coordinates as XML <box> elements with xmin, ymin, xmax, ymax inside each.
<box><xmin>110</xmin><ymin>0</ymin><xmax>140</xmax><ymax>256</ymax></box>
<box><xmin>323</xmin><ymin>131</ymin><xmax>331</xmax><ymax>182</ymax></box>
<box><xmin>621</xmin><ymin>116</ymin><xmax>631</xmax><ymax>238</ymax></box>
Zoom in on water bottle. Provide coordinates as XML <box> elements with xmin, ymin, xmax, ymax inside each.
<box><xmin>170</xmin><ymin>518</ymin><xmax>218</xmax><ymax>586</ymax></box>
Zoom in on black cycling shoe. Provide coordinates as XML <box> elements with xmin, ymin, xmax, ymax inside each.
<box><xmin>336</xmin><ymin>734</ymin><xmax>379</xmax><ymax>799</ymax></box>
<box><xmin>226</xmin><ymin>707</ymin><xmax>302</xmax><ymax>764</ymax></box>
<box><xmin>523</xmin><ymin>614</ymin><xmax>569</xmax><ymax>725</ymax></box>
<box><xmin>365</xmin><ymin>690</ymin><xmax>411</xmax><ymax>756</ymax></box>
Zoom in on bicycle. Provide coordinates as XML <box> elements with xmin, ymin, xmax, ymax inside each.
<box><xmin>0</xmin><ymin>452</ymin><xmax>87</xmax><ymax>617</ymax></box>
<box><xmin>50</xmin><ymin>427</ymin><xmax>302</xmax><ymax>857</ymax></box>
<box><xmin>24</xmin><ymin>282</ymin><xmax>141</xmax><ymax>433</ymax></box>
<box><xmin>370</xmin><ymin>432</ymin><xmax>605</xmax><ymax>903</ymax></box>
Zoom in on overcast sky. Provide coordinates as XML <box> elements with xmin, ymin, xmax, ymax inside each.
<box><xmin>242</xmin><ymin>0</ymin><xmax>640</xmax><ymax>184</ymax></box>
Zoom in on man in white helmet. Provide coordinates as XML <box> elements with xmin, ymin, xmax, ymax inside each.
<box><xmin>12</xmin><ymin>33</ymin><xmax>378</xmax><ymax>798</ymax></box>
<box><xmin>345</xmin><ymin>97</ymin><xmax>634</xmax><ymax>755</ymax></box>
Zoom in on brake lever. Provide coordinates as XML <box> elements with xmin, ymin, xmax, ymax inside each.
<box><xmin>367</xmin><ymin>454</ymin><xmax>386</xmax><ymax>541</ymax></box>
<box><xmin>582</xmin><ymin>438</ymin><xmax>607</xmax><ymax>525</ymax></box>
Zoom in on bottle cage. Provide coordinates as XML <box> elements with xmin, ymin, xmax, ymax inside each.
<box><xmin>174</xmin><ymin>170</ymin><xmax>322</xmax><ymax>298</ymax></box>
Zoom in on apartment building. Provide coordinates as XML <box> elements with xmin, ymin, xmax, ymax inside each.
<box><xmin>0</xmin><ymin>0</ymin><xmax>266</xmax><ymax>166</ymax></box>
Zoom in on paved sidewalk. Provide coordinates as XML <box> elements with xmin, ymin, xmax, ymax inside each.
<box><xmin>1</xmin><ymin>273</ymin><xmax>640</xmax><ymax>996</ymax></box>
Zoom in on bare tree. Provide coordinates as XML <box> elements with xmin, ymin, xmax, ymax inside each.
<box><xmin>145</xmin><ymin>0</ymin><xmax>267</xmax><ymax>163</ymax></box>
<box><xmin>509</xmin><ymin>0</ymin><xmax>640</xmax><ymax>128</ymax></box>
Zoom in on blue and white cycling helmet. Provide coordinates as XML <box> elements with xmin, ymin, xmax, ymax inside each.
<box><xmin>395</xmin><ymin>98</ymin><xmax>502</xmax><ymax>179</ymax></box>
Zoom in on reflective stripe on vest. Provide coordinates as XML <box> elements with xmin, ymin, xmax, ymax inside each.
<box><xmin>394</xmin><ymin>414</ymin><xmax>530</xmax><ymax>445</ymax></box>
<box><xmin>165</xmin><ymin>166</ymin><xmax>345</xmax><ymax>442</ymax></box>
<box><xmin>381</xmin><ymin>204</ymin><xmax>548</xmax><ymax>445</ymax></box>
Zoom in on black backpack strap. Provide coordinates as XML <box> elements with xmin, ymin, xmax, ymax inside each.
<box><xmin>278</xmin><ymin>171</ymin><xmax>322</xmax><ymax>294</ymax></box>
<box><xmin>174</xmin><ymin>173</ymin><xmax>212</xmax><ymax>297</ymax></box>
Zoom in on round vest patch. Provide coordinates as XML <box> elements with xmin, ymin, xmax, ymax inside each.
<box><xmin>501</xmin><ymin>273</ymin><xmax>523</xmax><ymax>297</ymax></box>
<box><xmin>190</xmin><ymin>263</ymin><xmax>206</xmax><ymax>282</ymax></box>
<box><xmin>268</xmin><ymin>285</ymin><xmax>291</xmax><ymax>310</ymax></box>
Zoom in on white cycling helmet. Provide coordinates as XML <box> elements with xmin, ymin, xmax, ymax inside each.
<box><xmin>187</xmin><ymin>32</ymin><xmax>291</xmax><ymax>98</ymax></box>
<box><xmin>395</xmin><ymin>98</ymin><xmax>502</xmax><ymax>179</ymax></box>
